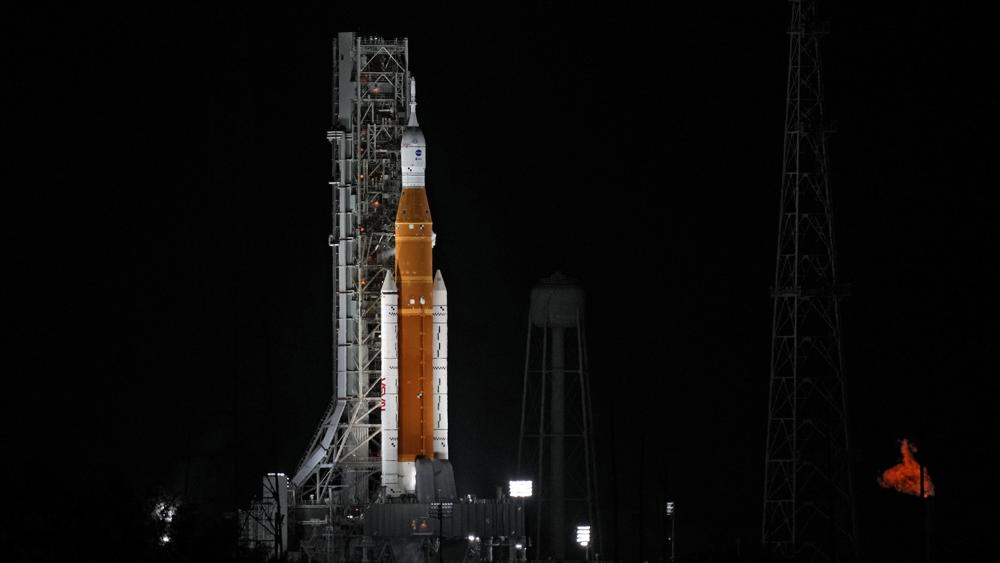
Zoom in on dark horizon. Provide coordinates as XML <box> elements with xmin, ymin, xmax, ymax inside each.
<box><xmin>7</xmin><ymin>2</ymin><xmax>995</xmax><ymax>561</ymax></box>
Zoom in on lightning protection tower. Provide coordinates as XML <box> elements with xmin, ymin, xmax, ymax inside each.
<box><xmin>517</xmin><ymin>273</ymin><xmax>600</xmax><ymax>561</ymax></box>
<box><xmin>291</xmin><ymin>33</ymin><xmax>409</xmax><ymax>561</ymax></box>
<box><xmin>761</xmin><ymin>1</ymin><xmax>859</xmax><ymax>561</ymax></box>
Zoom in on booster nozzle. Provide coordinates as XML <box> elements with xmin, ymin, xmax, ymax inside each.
<box><xmin>382</xmin><ymin>269</ymin><xmax>397</xmax><ymax>293</ymax></box>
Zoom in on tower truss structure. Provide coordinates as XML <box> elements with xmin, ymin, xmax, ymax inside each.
<box><xmin>292</xmin><ymin>33</ymin><xmax>409</xmax><ymax>552</ymax></box>
<box><xmin>761</xmin><ymin>2</ymin><xmax>859</xmax><ymax>561</ymax></box>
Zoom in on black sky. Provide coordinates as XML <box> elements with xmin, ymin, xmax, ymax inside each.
<box><xmin>7</xmin><ymin>2</ymin><xmax>997</xmax><ymax>561</ymax></box>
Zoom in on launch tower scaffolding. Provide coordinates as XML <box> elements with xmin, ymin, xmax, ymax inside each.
<box><xmin>761</xmin><ymin>1</ymin><xmax>859</xmax><ymax>561</ymax></box>
<box><xmin>292</xmin><ymin>33</ymin><xmax>409</xmax><ymax>560</ymax></box>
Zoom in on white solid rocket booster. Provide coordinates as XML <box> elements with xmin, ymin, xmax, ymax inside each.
<box><xmin>380</xmin><ymin>270</ymin><xmax>403</xmax><ymax>496</ymax></box>
<box><xmin>432</xmin><ymin>269</ymin><xmax>449</xmax><ymax>458</ymax></box>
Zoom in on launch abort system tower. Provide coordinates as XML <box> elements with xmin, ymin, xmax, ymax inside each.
<box><xmin>761</xmin><ymin>1</ymin><xmax>860</xmax><ymax>561</ymax></box>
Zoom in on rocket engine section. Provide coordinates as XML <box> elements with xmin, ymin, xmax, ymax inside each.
<box><xmin>380</xmin><ymin>78</ymin><xmax>454</xmax><ymax>501</ymax></box>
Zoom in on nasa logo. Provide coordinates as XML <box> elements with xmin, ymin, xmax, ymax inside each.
<box><xmin>415</xmin><ymin>149</ymin><xmax>422</xmax><ymax>157</ymax></box>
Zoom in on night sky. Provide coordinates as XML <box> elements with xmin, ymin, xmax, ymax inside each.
<box><xmin>7</xmin><ymin>2</ymin><xmax>996</xmax><ymax>561</ymax></box>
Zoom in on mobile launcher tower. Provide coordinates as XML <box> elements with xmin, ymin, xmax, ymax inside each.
<box><xmin>240</xmin><ymin>34</ymin><xmax>526</xmax><ymax>563</ymax></box>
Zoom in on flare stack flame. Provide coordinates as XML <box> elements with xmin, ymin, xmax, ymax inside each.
<box><xmin>878</xmin><ymin>439</ymin><xmax>935</xmax><ymax>498</ymax></box>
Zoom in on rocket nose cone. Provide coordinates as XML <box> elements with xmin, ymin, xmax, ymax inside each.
<box><xmin>382</xmin><ymin>270</ymin><xmax>398</xmax><ymax>293</ymax></box>
<box><xmin>433</xmin><ymin>270</ymin><xmax>446</xmax><ymax>291</ymax></box>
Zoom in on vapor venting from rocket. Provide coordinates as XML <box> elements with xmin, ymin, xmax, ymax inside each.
<box><xmin>878</xmin><ymin>439</ymin><xmax>935</xmax><ymax>498</ymax></box>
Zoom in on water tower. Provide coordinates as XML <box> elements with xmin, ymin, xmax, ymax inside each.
<box><xmin>517</xmin><ymin>273</ymin><xmax>600</xmax><ymax>560</ymax></box>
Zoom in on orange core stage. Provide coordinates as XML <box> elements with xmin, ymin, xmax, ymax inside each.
<box><xmin>395</xmin><ymin>185</ymin><xmax>435</xmax><ymax>461</ymax></box>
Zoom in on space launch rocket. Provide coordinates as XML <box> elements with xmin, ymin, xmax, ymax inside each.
<box><xmin>380</xmin><ymin>78</ymin><xmax>450</xmax><ymax>497</ymax></box>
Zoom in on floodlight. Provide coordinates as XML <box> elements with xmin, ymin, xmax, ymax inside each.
<box><xmin>576</xmin><ymin>524</ymin><xmax>591</xmax><ymax>546</ymax></box>
<box><xmin>509</xmin><ymin>480</ymin><xmax>533</xmax><ymax>498</ymax></box>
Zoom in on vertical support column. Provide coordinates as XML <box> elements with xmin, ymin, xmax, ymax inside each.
<box><xmin>549</xmin><ymin>327</ymin><xmax>565</xmax><ymax>560</ymax></box>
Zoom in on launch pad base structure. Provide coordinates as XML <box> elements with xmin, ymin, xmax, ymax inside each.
<box><xmin>240</xmin><ymin>494</ymin><xmax>526</xmax><ymax>562</ymax></box>
<box><xmin>292</xmin><ymin>497</ymin><xmax>526</xmax><ymax>563</ymax></box>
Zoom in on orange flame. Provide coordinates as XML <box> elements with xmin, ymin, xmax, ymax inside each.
<box><xmin>878</xmin><ymin>439</ymin><xmax>934</xmax><ymax>498</ymax></box>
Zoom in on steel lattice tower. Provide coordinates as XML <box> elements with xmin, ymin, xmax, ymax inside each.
<box><xmin>762</xmin><ymin>1</ymin><xmax>859</xmax><ymax>561</ymax></box>
<box><xmin>291</xmin><ymin>33</ymin><xmax>410</xmax><ymax>561</ymax></box>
